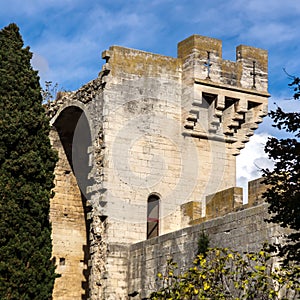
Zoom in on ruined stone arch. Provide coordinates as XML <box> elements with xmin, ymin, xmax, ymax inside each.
<box><xmin>50</xmin><ymin>103</ymin><xmax>94</xmax><ymax>300</ymax></box>
<box><xmin>50</xmin><ymin>100</ymin><xmax>88</xmax><ymax>124</ymax></box>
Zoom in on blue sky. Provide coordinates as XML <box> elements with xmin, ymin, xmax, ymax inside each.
<box><xmin>2</xmin><ymin>0</ymin><xmax>300</xmax><ymax>98</ymax></box>
<box><xmin>1</xmin><ymin>0</ymin><xmax>299</xmax><ymax>200</ymax></box>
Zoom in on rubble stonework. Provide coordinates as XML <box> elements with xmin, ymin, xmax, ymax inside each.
<box><xmin>48</xmin><ymin>35</ymin><xmax>271</xmax><ymax>299</ymax></box>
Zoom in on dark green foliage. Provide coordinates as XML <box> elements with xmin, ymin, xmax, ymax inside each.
<box><xmin>197</xmin><ymin>231</ymin><xmax>209</xmax><ymax>257</ymax></box>
<box><xmin>262</xmin><ymin>77</ymin><xmax>300</xmax><ymax>264</ymax></box>
<box><xmin>0</xmin><ymin>24</ymin><xmax>58</xmax><ymax>299</ymax></box>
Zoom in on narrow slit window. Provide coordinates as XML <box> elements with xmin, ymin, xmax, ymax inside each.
<box><xmin>147</xmin><ymin>194</ymin><xmax>159</xmax><ymax>239</ymax></box>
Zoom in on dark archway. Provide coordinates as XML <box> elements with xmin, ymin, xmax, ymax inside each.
<box><xmin>51</xmin><ymin>106</ymin><xmax>92</xmax><ymax>300</ymax></box>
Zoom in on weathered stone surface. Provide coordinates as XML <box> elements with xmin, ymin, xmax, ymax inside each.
<box><xmin>48</xmin><ymin>35</ymin><xmax>271</xmax><ymax>299</ymax></box>
<box><xmin>128</xmin><ymin>202</ymin><xmax>285</xmax><ymax>299</ymax></box>
<box><xmin>49</xmin><ymin>129</ymin><xmax>89</xmax><ymax>300</ymax></box>
<box><xmin>247</xmin><ymin>177</ymin><xmax>266</xmax><ymax>206</ymax></box>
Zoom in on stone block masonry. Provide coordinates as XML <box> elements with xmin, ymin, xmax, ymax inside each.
<box><xmin>47</xmin><ymin>34</ymin><xmax>270</xmax><ymax>299</ymax></box>
<box><xmin>49</xmin><ymin>128</ymin><xmax>89</xmax><ymax>300</ymax></box>
<box><xmin>129</xmin><ymin>200</ymin><xmax>285</xmax><ymax>299</ymax></box>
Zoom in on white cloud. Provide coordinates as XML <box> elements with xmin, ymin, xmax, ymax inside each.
<box><xmin>243</xmin><ymin>22</ymin><xmax>297</xmax><ymax>47</ymax></box>
<box><xmin>236</xmin><ymin>133</ymin><xmax>274</xmax><ymax>203</ymax></box>
<box><xmin>31</xmin><ymin>52</ymin><xmax>49</xmax><ymax>78</ymax></box>
<box><xmin>256</xmin><ymin>96</ymin><xmax>300</xmax><ymax>138</ymax></box>
<box><xmin>231</xmin><ymin>0</ymin><xmax>300</xmax><ymax>21</ymax></box>
<box><xmin>23</xmin><ymin>2</ymin><xmax>170</xmax><ymax>90</ymax></box>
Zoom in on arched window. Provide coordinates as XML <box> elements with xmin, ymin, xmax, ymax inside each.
<box><xmin>147</xmin><ymin>194</ymin><xmax>160</xmax><ymax>239</ymax></box>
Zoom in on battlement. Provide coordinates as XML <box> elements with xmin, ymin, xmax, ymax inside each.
<box><xmin>178</xmin><ymin>34</ymin><xmax>223</xmax><ymax>59</ymax></box>
<box><xmin>182</xmin><ymin>177</ymin><xmax>267</xmax><ymax>225</ymax></box>
<box><xmin>178</xmin><ymin>34</ymin><xmax>268</xmax><ymax>93</ymax></box>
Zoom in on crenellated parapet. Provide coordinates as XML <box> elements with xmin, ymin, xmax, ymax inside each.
<box><xmin>178</xmin><ymin>34</ymin><xmax>268</xmax><ymax>92</ymax></box>
<box><xmin>182</xmin><ymin>177</ymin><xmax>268</xmax><ymax>226</ymax></box>
<box><xmin>179</xmin><ymin>35</ymin><xmax>269</xmax><ymax>155</ymax></box>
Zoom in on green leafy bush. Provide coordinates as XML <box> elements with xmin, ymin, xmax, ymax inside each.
<box><xmin>150</xmin><ymin>246</ymin><xmax>300</xmax><ymax>299</ymax></box>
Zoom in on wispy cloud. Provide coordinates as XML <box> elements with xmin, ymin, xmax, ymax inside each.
<box><xmin>237</xmin><ymin>133</ymin><xmax>274</xmax><ymax>202</ymax></box>
<box><xmin>25</xmin><ymin>2</ymin><xmax>168</xmax><ymax>88</ymax></box>
<box><xmin>243</xmin><ymin>22</ymin><xmax>296</xmax><ymax>47</ymax></box>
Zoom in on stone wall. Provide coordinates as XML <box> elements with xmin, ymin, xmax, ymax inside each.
<box><xmin>128</xmin><ymin>201</ymin><xmax>285</xmax><ymax>299</ymax></box>
<box><xmin>49</xmin><ymin>129</ymin><xmax>89</xmax><ymax>300</ymax></box>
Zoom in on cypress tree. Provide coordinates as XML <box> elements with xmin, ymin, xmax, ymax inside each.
<box><xmin>0</xmin><ymin>23</ymin><xmax>58</xmax><ymax>299</ymax></box>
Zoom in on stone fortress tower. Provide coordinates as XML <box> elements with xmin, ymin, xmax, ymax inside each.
<box><xmin>48</xmin><ymin>35</ymin><xmax>270</xmax><ymax>299</ymax></box>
